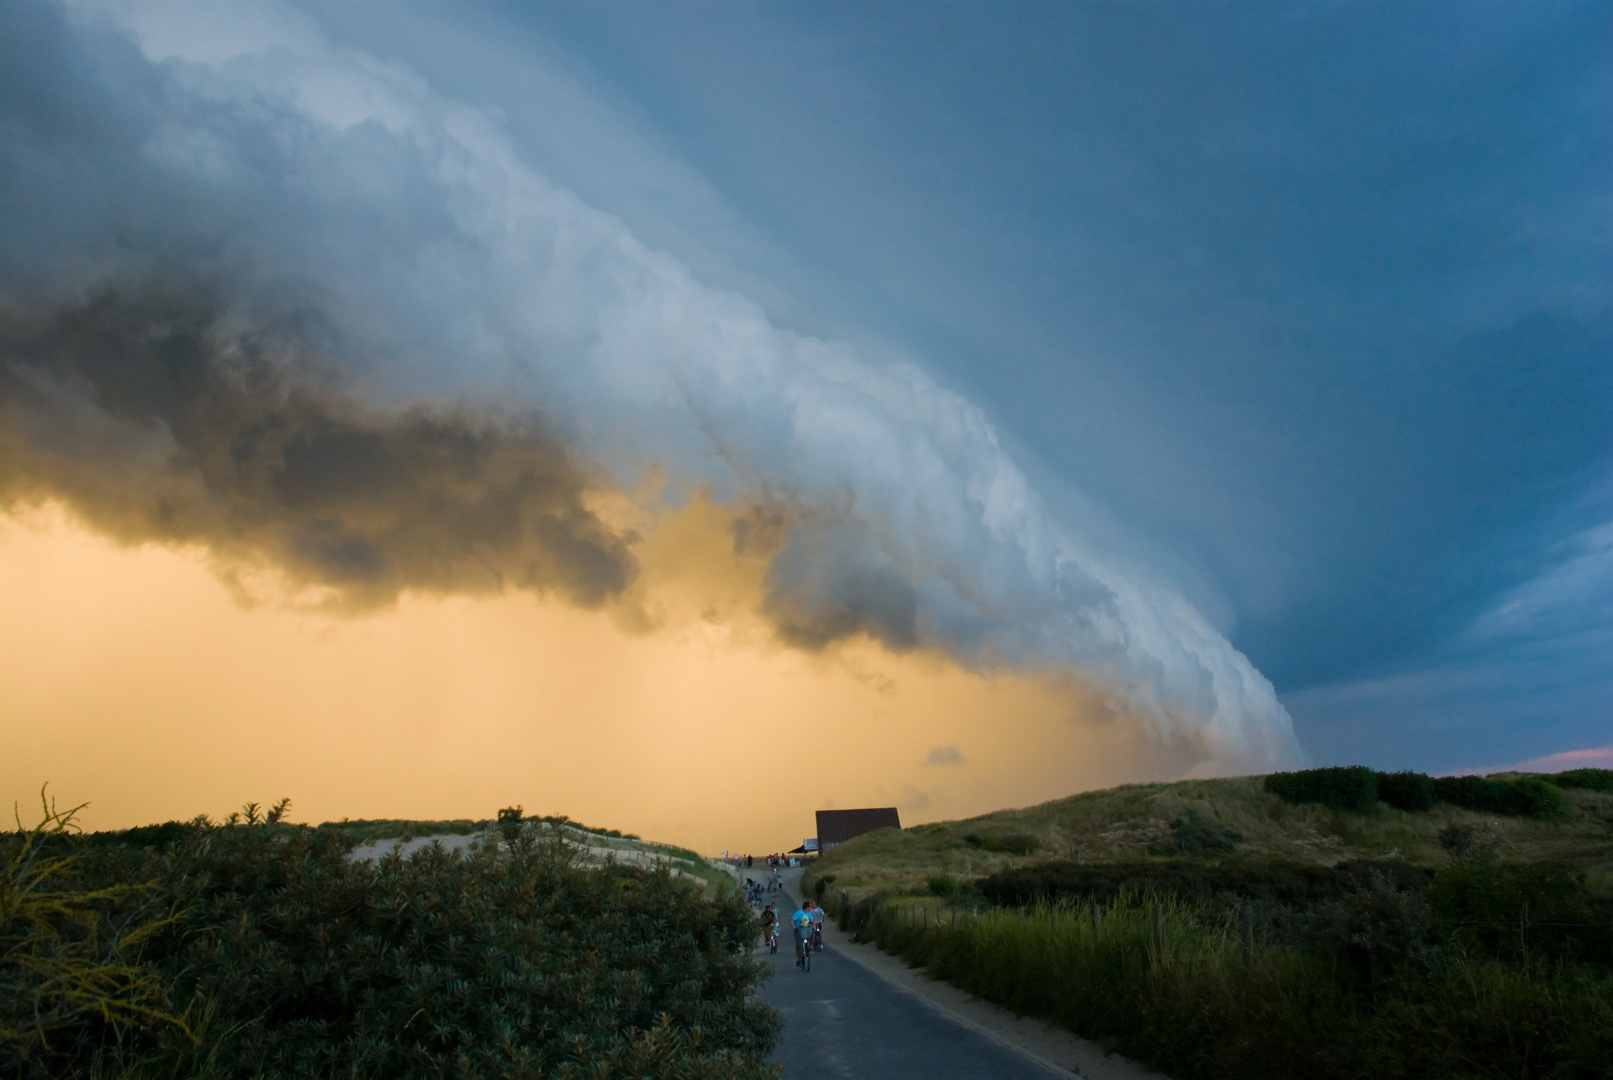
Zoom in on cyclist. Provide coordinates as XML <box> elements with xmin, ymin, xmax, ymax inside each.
<box><xmin>809</xmin><ymin>901</ymin><xmax>825</xmax><ymax>952</ymax></box>
<box><xmin>791</xmin><ymin>902</ymin><xmax>814</xmax><ymax>969</ymax></box>
<box><xmin>761</xmin><ymin>903</ymin><xmax>779</xmax><ymax>953</ymax></box>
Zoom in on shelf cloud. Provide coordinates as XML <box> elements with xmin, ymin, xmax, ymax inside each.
<box><xmin>0</xmin><ymin>0</ymin><xmax>1303</xmax><ymax>771</ymax></box>
<box><xmin>0</xmin><ymin>284</ymin><xmax>636</xmax><ymax>609</ymax></box>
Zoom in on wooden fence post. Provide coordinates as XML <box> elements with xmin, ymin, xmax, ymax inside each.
<box><xmin>1240</xmin><ymin>902</ymin><xmax>1253</xmax><ymax>968</ymax></box>
<box><xmin>1153</xmin><ymin>904</ymin><xmax>1165</xmax><ymax>954</ymax></box>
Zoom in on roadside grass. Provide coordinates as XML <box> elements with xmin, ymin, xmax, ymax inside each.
<box><xmin>831</xmin><ymin>893</ymin><xmax>1613</xmax><ymax>1080</ymax></box>
<box><xmin>804</xmin><ymin>772</ymin><xmax>1613</xmax><ymax>1079</ymax></box>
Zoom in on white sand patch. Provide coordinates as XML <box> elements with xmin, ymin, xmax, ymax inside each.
<box><xmin>345</xmin><ymin>826</ymin><xmax>706</xmax><ymax>881</ymax></box>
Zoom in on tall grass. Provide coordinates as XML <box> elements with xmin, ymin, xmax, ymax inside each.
<box><xmin>832</xmin><ymin>893</ymin><xmax>1613</xmax><ymax>1080</ymax></box>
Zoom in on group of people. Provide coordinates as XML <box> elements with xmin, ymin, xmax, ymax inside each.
<box><xmin>743</xmin><ymin>876</ymin><xmax>775</xmax><ymax>905</ymax></box>
<box><xmin>725</xmin><ymin>852</ymin><xmax>793</xmax><ymax>873</ymax></box>
<box><xmin>758</xmin><ymin>899</ymin><xmax>823</xmax><ymax>967</ymax></box>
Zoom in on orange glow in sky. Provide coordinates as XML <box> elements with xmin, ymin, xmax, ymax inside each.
<box><xmin>0</xmin><ymin>504</ymin><xmax>1191</xmax><ymax>853</ymax></box>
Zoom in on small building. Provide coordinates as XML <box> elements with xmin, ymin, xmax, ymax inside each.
<box><xmin>815</xmin><ymin>807</ymin><xmax>901</xmax><ymax>853</ymax></box>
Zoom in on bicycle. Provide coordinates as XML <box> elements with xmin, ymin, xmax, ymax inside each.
<box><xmin>794</xmin><ymin>929</ymin><xmax>811</xmax><ymax>972</ymax></box>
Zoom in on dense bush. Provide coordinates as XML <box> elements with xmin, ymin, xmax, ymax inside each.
<box><xmin>6</xmin><ymin>816</ymin><xmax>777</xmax><ymax>1080</ymax></box>
<box><xmin>1356</xmin><ymin>960</ymin><xmax>1613</xmax><ymax>1080</ymax></box>
<box><xmin>1165</xmin><ymin>810</ymin><xmax>1243</xmax><ymax>853</ymax></box>
<box><xmin>975</xmin><ymin>858</ymin><xmax>1432</xmax><ymax>910</ymax></box>
<box><xmin>1376</xmin><ymin>771</ymin><xmax>1438</xmax><ymax>813</ymax></box>
<box><xmin>1264</xmin><ymin>766</ymin><xmax>1379</xmax><ymax>814</ymax></box>
<box><xmin>962</xmin><ymin>832</ymin><xmax>1039</xmax><ymax>855</ymax></box>
<box><xmin>1549</xmin><ymin>768</ymin><xmax>1613</xmax><ymax>793</ymax></box>
<box><xmin>1432</xmin><ymin>775</ymin><xmax>1571</xmax><ymax>820</ymax></box>
<box><xmin>1</xmin><ymin>799</ymin><xmax>188</xmax><ymax>1070</ymax></box>
<box><xmin>80</xmin><ymin>821</ymin><xmax>201</xmax><ymax>850</ymax></box>
<box><xmin>1263</xmin><ymin>767</ymin><xmax>1578</xmax><ymax>819</ymax></box>
<box><xmin>1427</xmin><ymin>860</ymin><xmax>1612</xmax><ymax>964</ymax></box>
<box><xmin>1437</xmin><ymin>822</ymin><xmax>1500</xmax><ymax>862</ymax></box>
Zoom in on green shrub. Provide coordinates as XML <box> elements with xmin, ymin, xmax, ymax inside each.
<box><xmin>1375</xmin><ymin>771</ymin><xmax>1438</xmax><ymax>813</ymax></box>
<box><xmin>20</xmin><ymin>814</ymin><xmax>777</xmax><ymax>1079</ymax></box>
<box><xmin>1306</xmin><ymin>871</ymin><xmax>1432</xmax><ymax>986</ymax></box>
<box><xmin>1433</xmin><ymin>775</ymin><xmax>1571</xmax><ymax>820</ymax></box>
<box><xmin>80</xmin><ymin>821</ymin><xmax>199</xmax><ymax>850</ymax></box>
<box><xmin>1</xmin><ymin>796</ymin><xmax>188</xmax><ymax>1071</ymax></box>
<box><xmin>1427</xmin><ymin>860</ymin><xmax>1612</xmax><ymax>964</ymax></box>
<box><xmin>1437</xmin><ymin>822</ymin><xmax>1500</xmax><ymax>862</ymax></box>
<box><xmin>962</xmin><ymin>833</ymin><xmax>1039</xmax><ymax>855</ymax></box>
<box><xmin>975</xmin><ymin>858</ymin><xmax>1434</xmax><ymax>912</ymax></box>
<box><xmin>1165</xmin><ymin>810</ymin><xmax>1243</xmax><ymax>854</ymax></box>
<box><xmin>1358</xmin><ymin>960</ymin><xmax>1613</xmax><ymax>1080</ymax></box>
<box><xmin>927</xmin><ymin>874</ymin><xmax>960</xmax><ymax>898</ymax></box>
<box><xmin>1264</xmin><ymin>766</ymin><xmax>1379</xmax><ymax>814</ymax></box>
<box><xmin>1548</xmin><ymin>768</ymin><xmax>1613</xmax><ymax>793</ymax></box>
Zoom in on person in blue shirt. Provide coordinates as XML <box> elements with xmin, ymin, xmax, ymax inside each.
<box><xmin>790</xmin><ymin>902</ymin><xmax>814</xmax><ymax>967</ymax></box>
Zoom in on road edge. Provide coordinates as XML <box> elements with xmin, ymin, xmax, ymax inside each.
<box><xmin>766</xmin><ymin>869</ymin><xmax>1170</xmax><ymax>1080</ymax></box>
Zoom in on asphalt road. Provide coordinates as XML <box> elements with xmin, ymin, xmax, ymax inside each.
<box><xmin>753</xmin><ymin>893</ymin><xmax>1068</xmax><ymax>1080</ymax></box>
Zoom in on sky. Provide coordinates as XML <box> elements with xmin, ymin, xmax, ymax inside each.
<box><xmin>1</xmin><ymin>1</ymin><xmax>1608</xmax><ymax>852</ymax></box>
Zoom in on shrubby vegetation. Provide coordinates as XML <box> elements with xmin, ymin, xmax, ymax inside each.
<box><xmin>1375</xmin><ymin>770</ymin><xmax>1438</xmax><ymax>812</ymax></box>
<box><xmin>1551</xmin><ymin>769</ymin><xmax>1613</xmax><ymax>793</ymax></box>
<box><xmin>1264</xmin><ymin>765</ymin><xmax>1380</xmax><ymax>814</ymax></box>
<box><xmin>826</xmin><ymin>858</ymin><xmax>1613</xmax><ymax>1080</ymax></box>
<box><xmin>3</xmin><ymin>798</ymin><xmax>777</xmax><ymax>1080</ymax></box>
<box><xmin>1162</xmin><ymin>809</ymin><xmax>1243</xmax><ymax>854</ymax></box>
<box><xmin>1265</xmin><ymin>766</ymin><xmax>1575</xmax><ymax>820</ymax></box>
<box><xmin>1432</xmin><ymin>774</ymin><xmax>1570</xmax><ymax>820</ymax></box>
<box><xmin>974</xmin><ymin>858</ymin><xmax>1434</xmax><ymax>909</ymax></box>
<box><xmin>809</xmin><ymin>768</ymin><xmax>1613</xmax><ymax>1080</ymax></box>
<box><xmin>961</xmin><ymin>832</ymin><xmax>1039</xmax><ymax>855</ymax></box>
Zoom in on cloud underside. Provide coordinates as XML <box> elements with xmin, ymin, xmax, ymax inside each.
<box><xmin>0</xmin><ymin>285</ymin><xmax>634</xmax><ymax>609</ymax></box>
<box><xmin>0</xmin><ymin>0</ymin><xmax>1305</xmax><ymax>773</ymax></box>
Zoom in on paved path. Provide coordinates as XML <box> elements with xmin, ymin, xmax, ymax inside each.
<box><xmin>755</xmin><ymin>904</ymin><xmax>1067</xmax><ymax>1079</ymax></box>
<box><xmin>741</xmin><ymin>870</ymin><xmax>1168</xmax><ymax>1080</ymax></box>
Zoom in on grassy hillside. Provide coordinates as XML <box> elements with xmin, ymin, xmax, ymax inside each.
<box><xmin>800</xmin><ymin>771</ymin><xmax>1613</xmax><ymax>1080</ymax></box>
<box><xmin>804</xmin><ymin>772</ymin><xmax>1613</xmax><ymax>900</ymax></box>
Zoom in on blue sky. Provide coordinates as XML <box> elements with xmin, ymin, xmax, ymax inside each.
<box><xmin>316</xmin><ymin>1</ymin><xmax>1612</xmax><ymax>769</ymax></box>
<box><xmin>2</xmin><ymin>0</ymin><xmax>1608</xmax><ymax>778</ymax></box>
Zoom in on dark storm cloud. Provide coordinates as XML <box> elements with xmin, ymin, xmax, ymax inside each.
<box><xmin>0</xmin><ymin>0</ymin><xmax>1308</xmax><ymax>771</ymax></box>
<box><xmin>457</xmin><ymin>1</ymin><xmax>1611</xmax><ymax>769</ymax></box>
<box><xmin>0</xmin><ymin>283</ymin><xmax>635</xmax><ymax>608</ymax></box>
